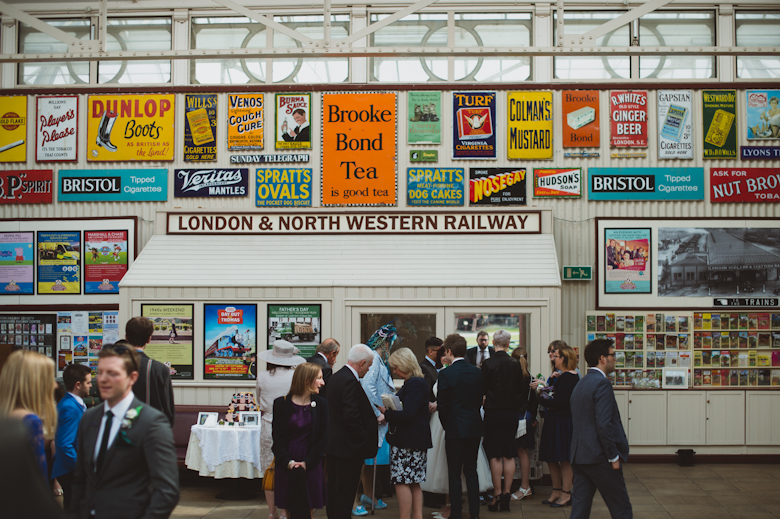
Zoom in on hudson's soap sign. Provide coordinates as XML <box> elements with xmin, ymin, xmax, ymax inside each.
<box><xmin>87</xmin><ymin>95</ymin><xmax>174</xmax><ymax>161</ymax></box>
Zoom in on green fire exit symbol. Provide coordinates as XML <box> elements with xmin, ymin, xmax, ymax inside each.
<box><xmin>563</xmin><ymin>266</ymin><xmax>592</xmax><ymax>280</ymax></box>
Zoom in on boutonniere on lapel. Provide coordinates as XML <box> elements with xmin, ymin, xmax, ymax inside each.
<box><xmin>116</xmin><ymin>406</ymin><xmax>143</xmax><ymax>450</ymax></box>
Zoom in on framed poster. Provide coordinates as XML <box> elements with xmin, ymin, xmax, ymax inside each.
<box><xmin>276</xmin><ymin>93</ymin><xmax>312</xmax><ymax>149</ymax></box>
<box><xmin>452</xmin><ymin>91</ymin><xmax>496</xmax><ymax>159</ymax></box>
<box><xmin>407</xmin><ymin>91</ymin><xmax>441</xmax><ymax>144</ymax></box>
<box><xmin>0</xmin><ymin>313</ymin><xmax>56</xmax><ymax>361</ymax></box>
<box><xmin>204</xmin><ymin>304</ymin><xmax>257</xmax><ymax>380</ymax></box>
<box><xmin>703</xmin><ymin>90</ymin><xmax>737</xmax><ymax>160</ymax></box>
<box><xmin>184</xmin><ymin>94</ymin><xmax>217</xmax><ymax>162</ymax></box>
<box><xmin>746</xmin><ymin>90</ymin><xmax>780</xmax><ymax>140</ymax></box>
<box><xmin>37</xmin><ymin>231</ymin><xmax>80</xmax><ymax>294</ymax></box>
<box><xmin>267</xmin><ymin>304</ymin><xmax>321</xmax><ymax>359</ymax></box>
<box><xmin>87</xmin><ymin>94</ymin><xmax>174</xmax><ymax>161</ymax></box>
<box><xmin>507</xmin><ymin>91</ymin><xmax>552</xmax><ymax>159</ymax></box>
<box><xmin>36</xmin><ymin>95</ymin><xmax>78</xmax><ymax>162</ymax></box>
<box><xmin>0</xmin><ymin>232</ymin><xmax>34</xmax><ymax>294</ymax></box>
<box><xmin>140</xmin><ymin>304</ymin><xmax>194</xmax><ymax>380</ymax></box>
<box><xmin>562</xmin><ymin>90</ymin><xmax>600</xmax><ymax>148</ymax></box>
<box><xmin>657</xmin><ymin>90</ymin><xmax>694</xmax><ymax>160</ymax></box>
<box><xmin>468</xmin><ymin>168</ymin><xmax>526</xmax><ymax>206</ymax></box>
<box><xmin>84</xmin><ymin>230</ymin><xmax>128</xmax><ymax>294</ymax></box>
<box><xmin>407</xmin><ymin>167</ymin><xmax>464</xmax><ymax>206</ymax></box>
<box><xmin>604</xmin><ymin>228</ymin><xmax>651</xmax><ymax>295</ymax></box>
<box><xmin>0</xmin><ymin>96</ymin><xmax>28</xmax><ymax>162</ymax></box>
<box><xmin>227</xmin><ymin>93</ymin><xmax>264</xmax><ymax>150</ymax></box>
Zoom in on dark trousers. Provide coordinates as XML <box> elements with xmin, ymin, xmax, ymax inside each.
<box><xmin>326</xmin><ymin>455</ymin><xmax>363</xmax><ymax>519</ymax></box>
<box><xmin>57</xmin><ymin>471</ymin><xmax>74</xmax><ymax>512</ymax></box>
<box><xmin>571</xmin><ymin>462</ymin><xmax>633</xmax><ymax>519</ymax></box>
<box><xmin>445</xmin><ymin>437</ymin><xmax>481</xmax><ymax>519</ymax></box>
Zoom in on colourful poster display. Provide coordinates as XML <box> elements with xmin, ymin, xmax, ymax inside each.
<box><xmin>174</xmin><ymin>168</ymin><xmax>249</xmax><ymax>198</ymax></box>
<box><xmin>204</xmin><ymin>304</ymin><xmax>257</xmax><ymax>379</ymax></box>
<box><xmin>610</xmin><ymin>90</ymin><xmax>648</xmax><ymax>148</ymax></box>
<box><xmin>0</xmin><ymin>232</ymin><xmax>34</xmax><ymax>294</ymax></box>
<box><xmin>452</xmin><ymin>91</ymin><xmax>496</xmax><ymax>159</ymax></box>
<box><xmin>36</xmin><ymin>96</ymin><xmax>78</xmax><ymax>162</ymax></box>
<box><xmin>255</xmin><ymin>168</ymin><xmax>312</xmax><ymax>207</ymax></box>
<box><xmin>605</xmin><ymin>228</ymin><xmax>651</xmax><ymax>294</ymax></box>
<box><xmin>184</xmin><ymin>94</ymin><xmax>217</xmax><ymax>161</ymax></box>
<box><xmin>0</xmin><ymin>170</ymin><xmax>53</xmax><ymax>204</ymax></box>
<box><xmin>37</xmin><ymin>231</ymin><xmax>80</xmax><ymax>294</ymax></box>
<box><xmin>562</xmin><ymin>90</ymin><xmax>600</xmax><ymax>148</ymax></box>
<box><xmin>58</xmin><ymin>169</ymin><xmax>167</xmax><ymax>202</ymax></box>
<box><xmin>0</xmin><ymin>96</ymin><xmax>27</xmax><ymax>162</ymax></box>
<box><xmin>658</xmin><ymin>90</ymin><xmax>694</xmax><ymax>160</ymax></box>
<box><xmin>533</xmin><ymin>168</ymin><xmax>582</xmax><ymax>198</ymax></box>
<box><xmin>268</xmin><ymin>304</ymin><xmax>321</xmax><ymax>359</ymax></box>
<box><xmin>469</xmin><ymin>168</ymin><xmax>527</xmax><ymax>206</ymax></box>
<box><xmin>406</xmin><ymin>167</ymin><xmax>464</xmax><ymax>206</ymax></box>
<box><xmin>227</xmin><ymin>94</ymin><xmax>264</xmax><ymax>150</ymax></box>
<box><xmin>84</xmin><ymin>231</ymin><xmax>128</xmax><ymax>294</ymax></box>
<box><xmin>87</xmin><ymin>94</ymin><xmax>174</xmax><ymax>161</ymax></box>
<box><xmin>507</xmin><ymin>91</ymin><xmax>552</xmax><ymax>159</ymax></box>
<box><xmin>746</xmin><ymin>90</ymin><xmax>780</xmax><ymax>140</ymax></box>
<box><xmin>276</xmin><ymin>93</ymin><xmax>312</xmax><ymax>149</ymax></box>
<box><xmin>408</xmin><ymin>91</ymin><xmax>442</xmax><ymax>144</ymax></box>
<box><xmin>321</xmin><ymin>92</ymin><xmax>397</xmax><ymax>206</ymax></box>
<box><xmin>710</xmin><ymin>168</ymin><xmax>780</xmax><ymax>203</ymax></box>
<box><xmin>703</xmin><ymin>90</ymin><xmax>737</xmax><ymax>160</ymax></box>
<box><xmin>141</xmin><ymin>304</ymin><xmax>194</xmax><ymax>380</ymax></box>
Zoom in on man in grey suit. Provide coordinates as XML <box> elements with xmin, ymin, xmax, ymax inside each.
<box><xmin>72</xmin><ymin>344</ymin><xmax>179</xmax><ymax>519</ymax></box>
<box><xmin>570</xmin><ymin>339</ymin><xmax>632</xmax><ymax>519</ymax></box>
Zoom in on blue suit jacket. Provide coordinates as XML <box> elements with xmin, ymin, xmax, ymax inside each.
<box><xmin>51</xmin><ymin>393</ymin><xmax>85</xmax><ymax>480</ymax></box>
<box><xmin>570</xmin><ymin>369</ymin><xmax>629</xmax><ymax>464</ymax></box>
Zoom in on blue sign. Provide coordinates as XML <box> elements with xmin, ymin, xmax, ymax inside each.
<box><xmin>58</xmin><ymin>169</ymin><xmax>168</xmax><ymax>202</ymax></box>
<box><xmin>741</xmin><ymin>146</ymin><xmax>780</xmax><ymax>160</ymax></box>
<box><xmin>174</xmin><ymin>169</ymin><xmax>249</xmax><ymax>198</ymax></box>
<box><xmin>588</xmin><ymin>167</ymin><xmax>704</xmax><ymax>201</ymax></box>
<box><xmin>407</xmin><ymin>167</ymin><xmax>464</xmax><ymax>206</ymax></box>
<box><xmin>255</xmin><ymin>168</ymin><xmax>312</xmax><ymax>207</ymax></box>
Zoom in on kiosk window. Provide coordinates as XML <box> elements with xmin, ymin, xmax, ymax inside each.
<box><xmin>360</xmin><ymin>313</ymin><xmax>437</xmax><ymax>369</ymax></box>
<box><xmin>455</xmin><ymin>313</ymin><xmax>530</xmax><ymax>353</ymax></box>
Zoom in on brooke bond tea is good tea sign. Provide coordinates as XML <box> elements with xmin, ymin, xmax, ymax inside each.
<box><xmin>452</xmin><ymin>92</ymin><xmax>496</xmax><ymax>159</ymax></box>
<box><xmin>321</xmin><ymin>92</ymin><xmax>397</xmax><ymax>206</ymax></box>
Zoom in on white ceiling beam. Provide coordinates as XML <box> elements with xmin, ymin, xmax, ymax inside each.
<box><xmin>338</xmin><ymin>0</ymin><xmax>441</xmax><ymax>46</ymax></box>
<box><xmin>569</xmin><ymin>0</ymin><xmax>678</xmax><ymax>45</ymax></box>
<box><xmin>210</xmin><ymin>0</ymin><xmax>316</xmax><ymax>45</ymax></box>
<box><xmin>0</xmin><ymin>0</ymin><xmax>82</xmax><ymax>45</ymax></box>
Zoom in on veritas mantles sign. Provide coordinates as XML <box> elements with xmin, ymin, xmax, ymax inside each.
<box><xmin>167</xmin><ymin>211</ymin><xmax>541</xmax><ymax>235</ymax></box>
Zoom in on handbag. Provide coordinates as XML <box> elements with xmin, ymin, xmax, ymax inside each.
<box><xmin>263</xmin><ymin>459</ymin><xmax>275</xmax><ymax>491</ymax></box>
<box><xmin>515</xmin><ymin>384</ymin><xmax>533</xmax><ymax>439</ymax></box>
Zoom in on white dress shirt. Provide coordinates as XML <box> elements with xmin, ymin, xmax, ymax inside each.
<box><xmin>345</xmin><ymin>363</ymin><xmax>360</xmax><ymax>380</ymax></box>
<box><xmin>93</xmin><ymin>390</ymin><xmax>136</xmax><ymax>464</ymax></box>
<box><xmin>69</xmin><ymin>392</ymin><xmax>86</xmax><ymax>411</ymax></box>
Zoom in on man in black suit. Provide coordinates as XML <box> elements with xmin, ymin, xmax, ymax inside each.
<box><xmin>281</xmin><ymin>108</ymin><xmax>311</xmax><ymax>142</ymax></box>
<box><xmin>466</xmin><ymin>330</ymin><xmax>495</xmax><ymax>366</ymax></box>
<box><xmin>326</xmin><ymin>344</ymin><xmax>379</xmax><ymax>519</ymax></box>
<box><xmin>306</xmin><ymin>338</ymin><xmax>340</xmax><ymax>398</ymax></box>
<box><xmin>570</xmin><ymin>339</ymin><xmax>632</xmax><ymax>519</ymax></box>
<box><xmin>419</xmin><ymin>336</ymin><xmax>442</xmax><ymax>402</ymax></box>
<box><xmin>71</xmin><ymin>344</ymin><xmax>179</xmax><ymax>519</ymax></box>
<box><xmin>126</xmin><ymin>317</ymin><xmax>175</xmax><ymax>426</ymax></box>
<box><xmin>438</xmin><ymin>334</ymin><xmax>485</xmax><ymax>519</ymax></box>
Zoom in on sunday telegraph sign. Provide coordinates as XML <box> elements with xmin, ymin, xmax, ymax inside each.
<box><xmin>167</xmin><ymin>211</ymin><xmax>541</xmax><ymax>235</ymax></box>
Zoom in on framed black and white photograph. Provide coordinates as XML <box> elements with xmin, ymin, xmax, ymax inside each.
<box><xmin>238</xmin><ymin>412</ymin><xmax>260</xmax><ymax>426</ymax></box>
<box><xmin>662</xmin><ymin>368</ymin><xmax>689</xmax><ymax>389</ymax></box>
<box><xmin>197</xmin><ymin>412</ymin><xmax>218</xmax><ymax>426</ymax></box>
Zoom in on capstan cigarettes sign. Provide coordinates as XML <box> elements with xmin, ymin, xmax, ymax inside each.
<box><xmin>167</xmin><ymin>211</ymin><xmax>541</xmax><ymax>235</ymax></box>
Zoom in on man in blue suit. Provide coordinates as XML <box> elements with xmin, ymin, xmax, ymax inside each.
<box><xmin>437</xmin><ymin>334</ymin><xmax>485</xmax><ymax>519</ymax></box>
<box><xmin>570</xmin><ymin>339</ymin><xmax>632</xmax><ymax>519</ymax></box>
<box><xmin>51</xmin><ymin>363</ymin><xmax>92</xmax><ymax>510</ymax></box>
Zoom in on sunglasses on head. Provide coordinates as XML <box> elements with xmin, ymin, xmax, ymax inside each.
<box><xmin>110</xmin><ymin>344</ymin><xmax>139</xmax><ymax>373</ymax></box>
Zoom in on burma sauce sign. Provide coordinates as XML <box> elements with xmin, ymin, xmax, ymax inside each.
<box><xmin>87</xmin><ymin>95</ymin><xmax>174</xmax><ymax>161</ymax></box>
<box><xmin>321</xmin><ymin>93</ymin><xmax>396</xmax><ymax>206</ymax></box>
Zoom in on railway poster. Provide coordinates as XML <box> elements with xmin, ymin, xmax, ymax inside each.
<box><xmin>140</xmin><ymin>304</ymin><xmax>194</xmax><ymax>379</ymax></box>
<box><xmin>204</xmin><ymin>304</ymin><xmax>257</xmax><ymax>380</ymax></box>
<box><xmin>0</xmin><ymin>232</ymin><xmax>34</xmax><ymax>295</ymax></box>
<box><xmin>84</xmin><ymin>230</ymin><xmax>128</xmax><ymax>294</ymax></box>
<box><xmin>268</xmin><ymin>304</ymin><xmax>321</xmax><ymax>358</ymax></box>
<box><xmin>604</xmin><ymin>228</ymin><xmax>651</xmax><ymax>294</ymax></box>
<box><xmin>37</xmin><ymin>231</ymin><xmax>80</xmax><ymax>294</ymax></box>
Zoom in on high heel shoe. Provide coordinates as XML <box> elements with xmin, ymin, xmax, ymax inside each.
<box><xmin>550</xmin><ymin>490</ymin><xmax>572</xmax><ymax>507</ymax></box>
<box><xmin>487</xmin><ymin>495</ymin><xmax>501</xmax><ymax>512</ymax></box>
<box><xmin>541</xmin><ymin>488</ymin><xmax>561</xmax><ymax>505</ymax></box>
<box><xmin>499</xmin><ymin>493</ymin><xmax>511</xmax><ymax>512</ymax></box>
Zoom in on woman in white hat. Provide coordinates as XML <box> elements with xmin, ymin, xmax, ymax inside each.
<box><xmin>257</xmin><ymin>340</ymin><xmax>306</xmax><ymax>519</ymax></box>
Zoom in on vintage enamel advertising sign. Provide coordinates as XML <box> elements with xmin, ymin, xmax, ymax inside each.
<box><xmin>507</xmin><ymin>91</ymin><xmax>552</xmax><ymax>160</ymax></box>
<box><xmin>36</xmin><ymin>96</ymin><xmax>78</xmax><ymax>162</ymax></box>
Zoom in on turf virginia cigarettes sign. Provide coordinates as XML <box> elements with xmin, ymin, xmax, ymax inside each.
<box><xmin>168</xmin><ymin>211</ymin><xmax>541</xmax><ymax>235</ymax></box>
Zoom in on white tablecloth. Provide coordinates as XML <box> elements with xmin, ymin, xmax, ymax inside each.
<box><xmin>185</xmin><ymin>424</ymin><xmax>264</xmax><ymax>479</ymax></box>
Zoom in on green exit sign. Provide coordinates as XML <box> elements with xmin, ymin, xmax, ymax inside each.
<box><xmin>563</xmin><ymin>265</ymin><xmax>592</xmax><ymax>280</ymax></box>
<box><xmin>410</xmin><ymin>150</ymin><xmax>438</xmax><ymax>162</ymax></box>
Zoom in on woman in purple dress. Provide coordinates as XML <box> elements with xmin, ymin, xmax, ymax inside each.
<box><xmin>272</xmin><ymin>362</ymin><xmax>329</xmax><ymax>519</ymax></box>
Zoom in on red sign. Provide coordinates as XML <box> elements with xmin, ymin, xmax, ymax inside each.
<box><xmin>218</xmin><ymin>308</ymin><xmax>244</xmax><ymax>324</ymax></box>
<box><xmin>610</xmin><ymin>91</ymin><xmax>648</xmax><ymax>148</ymax></box>
<box><xmin>0</xmin><ymin>170</ymin><xmax>53</xmax><ymax>204</ymax></box>
<box><xmin>710</xmin><ymin>168</ymin><xmax>780</xmax><ymax>203</ymax></box>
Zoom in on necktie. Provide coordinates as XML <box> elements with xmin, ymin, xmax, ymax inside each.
<box><xmin>294</xmin><ymin>126</ymin><xmax>301</xmax><ymax>135</ymax></box>
<box><xmin>478</xmin><ymin>350</ymin><xmax>484</xmax><ymax>366</ymax></box>
<box><xmin>97</xmin><ymin>410</ymin><xmax>114</xmax><ymax>472</ymax></box>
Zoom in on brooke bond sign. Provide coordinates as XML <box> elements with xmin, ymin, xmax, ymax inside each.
<box><xmin>167</xmin><ymin>211</ymin><xmax>541</xmax><ymax>235</ymax></box>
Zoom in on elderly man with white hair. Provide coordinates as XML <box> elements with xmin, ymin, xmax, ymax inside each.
<box><xmin>326</xmin><ymin>344</ymin><xmax>379</xmax><ymax>519</ymax></box>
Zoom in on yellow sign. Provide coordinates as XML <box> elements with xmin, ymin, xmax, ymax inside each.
<box><xmin>87</xmin><ymin>94</ymin><xmax>175</xmax><ymax>161</ymax></box>
<box><xmin>228</xmin><ymin>94</ymin><xmax>264</xmax><ymax>150</ymax></box>
<box><xmin>507</xmin><ymin>91</ymin><xmax>552</xmax><ymax>160</ymax></box>
<box><xmin>0</xmin><ymin>96</ymin><xmax>27</xmax><ymax>162</ymax></box>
